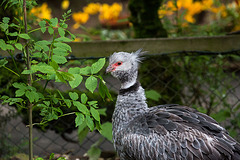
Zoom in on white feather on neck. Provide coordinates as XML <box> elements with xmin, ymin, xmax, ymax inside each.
<box><xmin>121</xmin><ymin>80</ymin><xmax>137</xmax><ymax>89</ymax></box>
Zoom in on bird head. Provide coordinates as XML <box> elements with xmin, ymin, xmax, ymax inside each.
<box><xmin>106</xmin><ymin>49</ymin><xmax>145</xmax><ymax>87</ymax></box>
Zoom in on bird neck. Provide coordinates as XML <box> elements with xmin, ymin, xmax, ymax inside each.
<box><xmin>113</xmin><ymin>81</ymin><xmax>148</xmax><ymax>130</ymax></box>
<box><xmin>117</xmin><ymin>80</ymin><xmax>148</xmax><ymax>110</ymax></box>
<box><xmin>119</xmin><ymin>71</ymin><xmax>138</xmax><ymax>89</ymax></box>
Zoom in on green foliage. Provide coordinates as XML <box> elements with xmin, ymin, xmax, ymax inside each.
<box><xmin>0</xmin><ymin>1</ymin><xmax>113</xmax><ymax>158</ymax></box>
<box><xmin>99</xmin><ymin>122</ymin><xmax>113</xmax><ymax>142</ymax></box>
<box><xmin>145</xmin><ymin>89</ymin><xmax>161</xmax><ymax>101</ymax></box>
<box><xmin>0</xmin><ymin>10</ymin><xmax>112</xmax><ymax>129</ymax></box>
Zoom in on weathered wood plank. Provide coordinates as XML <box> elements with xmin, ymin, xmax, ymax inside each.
<box><xmin>69</xmin><ymin>35</ymin><xmax>240</xmax><ymax>57</ymax></box>
<box><xmin>1</xmin><ymin>35</ymin><xmax>240</xmax><ymax>57</ymax></box>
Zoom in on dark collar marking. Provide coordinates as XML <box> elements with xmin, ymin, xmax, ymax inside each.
<box><xmin>119</xmin><ymin>81</ymin><xmax>140</xmax><ymax>95</ymax></box>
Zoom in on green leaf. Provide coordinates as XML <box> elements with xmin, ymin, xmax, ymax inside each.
<box><xmin>8</xmin><ymin>32</ymin><xmax>18</xmax><ymax>36</ymax></box>
<box><xmin>49</xmin><ymin>153</ymin><xmax>55</xmax><ymax>160</ymax></box>
<box><xmin>75</xmin><ymin>112</ymin><xmax>85</xmax><ymax>127</ymax></box>
<box><xmin>6</xmin><ymin>44</ymin><xmax>14</xmax><ymax>50</ymax></box>
<box><xmin>97</xmin><ymin>108</ymin><xmax>107</xmax><ymax>116</ymax></box>
<box><xmin>90</xmin><ymin>107</ymin><xmax>100</xmax><ymax>122</ymax></box>
<box><xmin>15</xmin><ymin>89</ymin><xmax>25</xmax><ymax>97</ymax></box>
<box><xmin>3</xmin><ymin>17</ymin><xmax>10</xmax><ymax>24</ymax></box>
<box><xmin>78</xmin><ymin>124</ymin><xmax>89</xmax><ymax>144</ymax></box>
<box><xmin>91</xmin><ymin>58</ymin><xmax>105</xmax><ymax>74</ymax></box>
<box><xmin>7</xmin><ymin>98</ymin><xmax>23</xmax><ymax>105</ymax></box>
<box><xmin>64</xmin><ymin>99</ymin><xmax>71</xmax><ymax>108</ymax></box>
<box><xmin>0</xmin><ymin>58</ymin><xmax>8</xmax><ymax>67</ymax></box>
<box><xmin>85</xmin><ymin>76</ymin><xmax>98</xmax><ymax>93</ymax></box>
<box><xmin>87</xmin><ymin>146</ymin><xmax>101</xmax><ymax>160</ymax></box>
<box><xmin>0</xmin><ymin>39</ymin><xmax>7</xmax><ymax>50</ymax></box>
<box><xmin>58</xmin><ymin>27</ymin><xmax>65</xmax><ymax>37</ymax></box>
<box><xmin>73</xmin><ymin>101</ymin><xmax>89</xmax><ymax>115</ymax></box>
<box><xmin>81</xmin><ymin>93</ymin><xmax>88</xmax><ymax>104</ymax></box>
<box><xmin>39</xmin><ymin>20</ymin><xmax>46</xmax><ymax>27</ymax></box>
<box><xmin>9</xmin><ymin>23</ymin><xmax>19</xmax><ymax>28</ymax></box>
<box><xmin>50</xmin><ymin>60</ymin><xmax>59</xmax><ymax>70</ymax></box>
<box><xmin>145</xmin><ymin>90</ymin><xmax>161</xmax><ymax>101</ymax></box>
<box><xmin>35</xmin><ymin>40</ymin><xmax>50</xmax><ymax>52</ymax></box>
<box><xmin>98</xmin><ymin>79</ymin><xmax>106</xmax><ymax>99</ymax></box>
<box><xmin>86</xmin><ymin>115</ymin><xmax>94</xmax><ymax>131</ymax></box>
<box><xmin>69</xmin><ymin>74</ymin><xmax>82</xmax><ymax>89</ymax></box>
<box><xmin>52</xmin><ymin>55</ymin><xmax>67</xmax><ymax>64</ymax></box>
<box><xmin>55</xmin><ymin>37</ymin><xmax>72</xmax><ymax>42</ymax></box>
<box><xmin>18</xmin><ymin>33</ymin><xmax>30</xmax><ymax>39</ymax></box>
<box><xmin>69</xmin><ymin>92</ymin><xmax>78</xmax><ymax>100</ymax></box>
<box><xmin>95</xmin><ymin>120</ymin><xmax>101</xmax><ymax>131</ymax></box>
<box><xmin>62</xmin><ymin>23</ymin><xmax>68</xmax><ymax>29</ymax></box>
<box><xmin>12</xmin><ymin>82</ymin><xmax>27</xmax><ymax>89</ymax></box>
<box><xmin>60</xmin><ymin>71</ymin><xmax>74</xmax><ymax>81</ymax></box>
<box><xmin>39</xmin><ymin>20</ymin><xmax>46</xmax><ymax>33</ymax></box>
<box><xmin>53</xmin><ymin>48</ymin><xmax>68</xmax><ymax>56</ymax></box>
<box><xmin>31</xmin><ymin>63</ymin><xmax>55</xmax><ymax>74</ymax></box>
<box><xmin>229</xmin><ymin>129</ymin><xmax>238</xmax><ymax>138</ymax></box>
<box><xmin>43</xmin><ymin>101</ymin><xmax>50</xmax><ymax>106</ymax></box>
<box><xmin>36</xmin><ymin>40</ymin><xmax>51</xmax><ymax>46</ymax></box>
<box><xmin>50</xmin><ymin>17</ymin><xmax>58</xmax><ymax>27</ymax></box>
<box><xmin>98</xmin><ymin>77</ymin><xmax>112</xmax><ymax>101</ymax></box>
<box><xmin>56</xmin><ymin>72</ymin><xmax>66</xmax><ymax>83</ymax></box>
<box><xmin>25</xmin><ymin>91</ymin><xmax>34</xmax><ymax>103</ymax></box>
<box><xmin>15</xmin><ymin>43</ymin><xmax>23</xmax><ymax>50</ymax></box>
<box><xmin>211</xmin><ymin>109</ymin><xmax>231</xmax><ymax>122</ymax></box>
<box><xmin>54</xmin><ymin>42</ymin><xmax>71</xmax><ymax>52</ymax></box>
<box><xmin>22</xmin><ymin>69</ymin><xmax>36</xmax><ymax>74</ymax></box>
<box><xmin>32</xmin><ymin>52</ymin><xmax>48</xmax><ymax>60</ymax></box>
<box><xmin>79</xmin><ymin>66</ymin><xmax>91</xmax><ymax>75</ymax></box>
<box><xmin>0</xmin><ymin>23</ymin><xmax>8</xmax><ymax>32</ymax></box>
<box><xmin>48</xmin><ymin>26</ymin><xmax>54</xmax><ymax>34</ymax></box>
<box><xmin>99</xmin><ymin>122</ymin><xmax>113</xmax><ymax>142</ymax></box>
<box><xmin>88</xmin><ymin>101</ymin><xmax>97</xmax><ymax>106</ymax></box>
<box><xmin>41</xmin><ymin>26</ymin><xmax>46</xmax><ymax>33</ymax></box>
<box><xmin>68</xmin><ymin>67</ymin><xmax>80</xmax><ymax>74</ymax></box>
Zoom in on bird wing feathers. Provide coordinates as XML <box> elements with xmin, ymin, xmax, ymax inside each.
<box><xmin>120</xmin><ymin>104</ymin><xmax>240</xmax><ymax>160</ymax></box>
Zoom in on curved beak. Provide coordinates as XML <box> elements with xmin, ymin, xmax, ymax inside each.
<box><xmin>106</xmin><ymin>65</ymin><xmax>115</xmax><ymax>73</ymax></box>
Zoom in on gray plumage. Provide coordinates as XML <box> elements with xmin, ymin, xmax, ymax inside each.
<box><xmin>106</xmin><ymin>49</ymin><xmax>240</xmax><ymax>160</ymax></box>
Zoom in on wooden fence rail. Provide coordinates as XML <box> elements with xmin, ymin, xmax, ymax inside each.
<box><xmin>1</xmin><ymin>35</ymin><xmax>240</xmax><ymax>57</ymax></box>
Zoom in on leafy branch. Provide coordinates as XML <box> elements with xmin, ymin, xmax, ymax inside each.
<box><xmin>0</xmin><ymin>1</ymin><xmax>112</xmax><ymax>159</ymax></box>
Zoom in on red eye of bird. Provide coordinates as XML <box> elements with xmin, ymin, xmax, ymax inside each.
<box><xmin>115</xmin><ymin>61</ymin><xmax>122</xmax><ymax>66</ymax></box>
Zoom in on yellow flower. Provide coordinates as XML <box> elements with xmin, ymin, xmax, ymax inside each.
<box><xmin>202</xmin><ymin>0</ymin><xmax>214</xmax><ymax>9</ymax></box>
<box><xmin>73</xmin><ymin>23</ymin><xmax>80</xmax><ymax>29</ymax></box>
<box><xmin>83</xmin><ymin>3</ymin><xmax>101</xmax><ymax>15</ymax></box>
<box><xmin>72</xmin><ymin>12</ymin><xmax>89</xmax><ymax>29</ymax></box>
<box><xmin>99</xmin><ymin>3</ymin><xmax>122</xmax><ymax>21</ymax></box>
<box><xmin>158</xmin><ymin>9</ymin><xmax>167</xmax><ymax>18</ymax></box>
<box><xmin>73</xmin><ymin>38</ymin><xmax>81</xmax><ymax>42</ymax></box>
<box><xmin>181</xmin><ymin>0</ymin><xmax>193</xmax><ymax>9</ymax></box>
<box><xmin>61</xmin><ymin>0</ymin><xmax>69</xmax><ymax>10</ymax></box>
<box><xmin>72</xmin><ymin>12</ymin><xmax>89</xmax><ymax>24</ymax></box>
<box><xmin>184</xmin><ymin>14</ymin><xmax>195</xmax><ymax>23</ymax></box>
<box><xmin>30</xmin><ymin>2</ymin><xmax>52</xmax><ymax>20</ymax></box>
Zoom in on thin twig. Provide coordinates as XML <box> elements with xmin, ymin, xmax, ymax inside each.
<box><xmin>23</xmin><ymin>1</ymin><xmax>33</xmax><ymax>160</ymax></box>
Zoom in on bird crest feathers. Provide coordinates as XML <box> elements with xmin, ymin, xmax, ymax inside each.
<box><xmin>110</xmin><ymin>49</ymin><xmax>147</xmax><ymax>64</ymax></box>
<box><xmin>131</xmin><ymin>48</ymin><xmax>147</xmax><ymax>63</ymax></box>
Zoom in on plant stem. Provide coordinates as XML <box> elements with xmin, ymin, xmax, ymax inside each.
<box><xmin>28</xmin><ymin>27</ymin><xmax>42</xmax><ymax>34</ymax></box>
<box><xmin>3</xmin><ymin>66</ymin><xmax>20</xmax><ymax>77</ymax></box>
<box><xmin>29</xmin><ymin>112</ymin><xmax>76</xmax><ymax>126</ymax></box>
<box><xmin>23</xmin><ymin>0</ymin><xmax>33</xmax><ymax>159</ymax></box>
